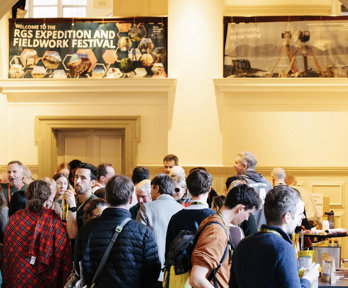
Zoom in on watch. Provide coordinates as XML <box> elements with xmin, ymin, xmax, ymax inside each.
<box><xmin>68</xmin><ymin>206</ymin><xmax>77</xmax><ymax>212</ymax></box>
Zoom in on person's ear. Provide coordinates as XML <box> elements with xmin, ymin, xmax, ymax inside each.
<box><xmin>235</xmin><ymin>204</ymin><xmax>245</xmax><ymax>214</ymax></box>
<box><xmin>283</xmin><ymin>211</ymin><xmax>291</xmax><ymax>224</ymax></box>
<box><xmin>129</xmin><ymin>194</ymin><xmax>133</xmax><ymax>205</ymax></box>
<box><xmin>154</xmin><ymin>185</ymin><xmax>160</xmax><ymax>194</ymax></box>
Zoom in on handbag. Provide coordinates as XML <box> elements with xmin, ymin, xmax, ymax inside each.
<box><xmin>65</xmin><ymin>217</ymin><xmax>131</xmax><ymax>288</ymax></box>
<box><xmin>64</xmin><ymin>271</ymin><xmax>83</xmax><ymax>288</ymax></box>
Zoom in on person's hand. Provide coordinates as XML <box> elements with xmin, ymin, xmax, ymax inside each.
<box><xmin>302</xmin><ymin>263</ymin><xmax>320</xmax><ymax>283</ymax></box>
<box><xmin>64</xmin><ymin>189</ymin><xmax>76</xmax><ymax>207</ymax></box>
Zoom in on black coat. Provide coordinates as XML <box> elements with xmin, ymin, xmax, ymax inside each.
<box><xmin>74</xmin><ymin>207</ymin><xmax>161</xmax><ymax>287</ymax></box>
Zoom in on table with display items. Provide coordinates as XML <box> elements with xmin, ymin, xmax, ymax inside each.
<box><xmin>319</xmin><ymin>279</ymin><xmax>348</xmax><ymax>287</ymax></box>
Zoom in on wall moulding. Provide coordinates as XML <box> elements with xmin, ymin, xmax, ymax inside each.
<box><xmin>223</xmin><ymin>1</ymin><xmax>336</xmax><ymax>16</ymax></box>
<box><xmin>0</xmin><ymin>78</ymin><xmax>177</xmax><ymax>129</ymax></box>
<box><xmin>0</xmin><ymin>78</ymin><xmax>177</xmax><ymax>100</ymax></box>
<box><xmin>310</xmin><ymin>181</ymin><xmax>345</xmax><ymax>208</ymax></box>
<box><xmin>143</xmin><ymin>165</ymin><xmax>348</xmax><ymax>197</ymax></box>
<box><xmin>3</xmin><ymin>165</ymin><xmax>345</xmax><ymax>178</ymax></box>
<box><xmin>146</xmin><ymin>165</ymin><xmax>348</xmax><ymax>177</ymax></box>
<box><xmin>214</xmin><ymin>78</ymin><xmax>348</xmax><ymax>112</ymax></box>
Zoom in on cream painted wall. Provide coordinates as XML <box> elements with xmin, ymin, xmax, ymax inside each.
<box><xmin>224</xmin><ymin>111</ymin><xmax>348</xmax><ymax>167</ymax></box>
<box><xmin>113</xmin><ymin>0</ymin><xmax>167</xmax><ymax>17</ymax></box>
<box><xmin>168</xmin><ymin>0</ymin><xmax>224</xmax><ymax>165</ymax></box>
<box><xmin>225</xmin><ymin>0</ymin><xmax>341</xmax><ymax>15</ymax></box>
<box><xmin>3</xmin><ymin>91</ymin><xmax>169</xmax><ymax>166</ymax></box>
<box><xmin>0</xmin><ymin>12</ymin><xmax>10</xmax><ymax>79</ymax></box>
<box><xmin>87</xmin><ymin>0</ymin><xmax>113</xmax><ymax>17</ymax></box>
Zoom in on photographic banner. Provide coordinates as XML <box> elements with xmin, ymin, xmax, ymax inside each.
<box><xmin>224</xmin><ymin>17</ymin><xmax>348</xmax><ymax>78</ymax></box>
<box><xmin>9</xmin><ymin>18</ymin><xmax>167</xmax><ymax>79</ymax></box>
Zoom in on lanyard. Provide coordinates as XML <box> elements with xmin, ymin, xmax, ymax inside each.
<box><xmin>8</xmin><ymin>183</ymin><xmax>24</xmax><ymax>202</ymax></box>
<box><xmin>217</xmin><ymin>210</ymin><xmax>230</xmax><ymax>230</ymax></box>
<box><xmin>77</xmin><ymin>194</ymin><xmax>93</xmax><ymax>212</ymax></box>
<box><xmin>189</xmin><ymin>201</ymin><xmax>208</xmax><ymax>207</ymax></box>
<box><xmin>216</xmin><ymin>211</ymin><xmax>233</xmax><ymax>261</ymax></box>
<box><xmin>260</xmin><ymin>227</ymin><xmax>283</xmax><ymax>238</ymax></box>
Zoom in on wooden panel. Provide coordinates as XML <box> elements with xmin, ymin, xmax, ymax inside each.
<box><xmin>98</xmin><ymin>134</ymin><xmax>124</xmax><ymax>174</ymax></box>
<box><xmin>310</xmin><ymin>182</ymin><xmax>344</xmax><ymax>208</ymax></box>
<box><xmin>63</xmin><ymin>134</ymin><xmax>88</xmax><ymax>163</ymax></box>
<box><xmin>56</xmin><ymin>129</ymin><xmax>125</xmax><ymax>173</ymax></box>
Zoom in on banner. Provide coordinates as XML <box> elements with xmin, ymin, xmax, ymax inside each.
<box><xmin>224</xmin><ymin>17</ymin><xmax>348</xmax><ymax>78</ymax></box>
<box><xmin>9</xmin><ymin>18</ymin><xmax>167</xmax><ymax>79</ymax></box>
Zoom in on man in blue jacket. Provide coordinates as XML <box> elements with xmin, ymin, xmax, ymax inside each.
<box><xmin>74</xmin><ymin>175</ymin><xmax>161</xmax><ymax>287</ymax></box>
<box><xmin>231</xmin><ymin>185</ymin><xmax>319</xmax><ymax>288</ymax></box>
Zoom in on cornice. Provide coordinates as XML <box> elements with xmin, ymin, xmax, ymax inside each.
<box><xmin>213</xmin><ymin>78</ymin><xmax>348</xmax><ymax>111</ymax></box>
<box><xmin>214</xmin><ymin>78</ymin><xmax>348</xmax><ymax>94</ymax></box>
<box><xmin>0</xmin><ymin>78</ymin><xmax>177</xmax><ymax>100</ymax></box>
<box><xmin>224</xmin><ymin>4</ymin><xmax>333</xmax><ymax>16</ymax></box>
<box><xmin>2</xmin><ymin>165</ymin><xmax>347</xmax><ymax>178</ymax></box>
<box><xmin>146</xmin><ymin>165</ymin><xmax>348</xmax><ymax>177</ymax></box>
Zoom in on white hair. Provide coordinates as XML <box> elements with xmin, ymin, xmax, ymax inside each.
<box><xmin>169</xmin><ymin>166</ymin><xmax>186</xmax><ymax>179</ymax></box>
<box><xmin>135</xmin><ymin>179</ymin><xmax>151</xmax><ymax>194</ymax></box>
<box><xmin>238</xmin><ymin>151</ymin><xmax>257</xmax><ymax>170</ymax></box>
<box><xmin>271</xmin><ymin>168</ymin><xmax>286</xmax><ymax>181</ymax></box>
<box><xmin>171</xmin><ymin>175</ymin><xmax>186</xmax><ymax>189</ymax></box>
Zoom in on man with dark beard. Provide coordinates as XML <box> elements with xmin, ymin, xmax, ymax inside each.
<box><xmin>65</xmin><ymin>162</ymin><xmax>98</xmax><ymax>239</ymax></box>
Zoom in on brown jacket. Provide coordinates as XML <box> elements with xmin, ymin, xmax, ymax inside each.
<box><xmin>191</xmin><ymin>214</ymin><xmax>232</xmax><ymax>288</ymax></box>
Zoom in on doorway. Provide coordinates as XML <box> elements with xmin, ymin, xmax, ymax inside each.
<box><xmin>35</xmin><ymin>116</ymin><xmax>140</xmax><ymax>178</ymax></box>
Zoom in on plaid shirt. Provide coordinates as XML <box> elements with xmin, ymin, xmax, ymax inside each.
<box><xmin>2</xmin><ymin>207</ymin><xmax>72</xmax><ymax>288</ymax></box>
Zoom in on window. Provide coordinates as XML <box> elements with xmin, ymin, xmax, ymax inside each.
<box><xmin>27</xmin><ymin>0</ymin><xmax>87</xmax><ymax>18</ymax></box>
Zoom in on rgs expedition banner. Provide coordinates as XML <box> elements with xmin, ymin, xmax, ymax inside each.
<box><xmin>9</xmin><ymin>18</ymin><xmax>167</xmax><ymax>79</ymax></box>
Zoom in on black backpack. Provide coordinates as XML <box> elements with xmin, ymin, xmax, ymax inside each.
<box><xmin>164</xmin><ymin>221</ymin><xmax>232</xmax><ymax>288</ymax></box>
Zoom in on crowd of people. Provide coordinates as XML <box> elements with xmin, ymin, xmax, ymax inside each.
<box><xmin>0</xmin><ymin>152</ymin><xmax>321</xmax><ymax>287</ymax></box>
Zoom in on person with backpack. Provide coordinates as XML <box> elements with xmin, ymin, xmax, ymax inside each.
<box><xmin>163</xmin><ymin>169</ymin><xmax>215</xmax><ymax>287</ymax></box>
<box><xmin>165</xmin><ymin>169</ymin><xmax>215</xmax><ymax>254</ymax></box>
<box><xmin>190</xmin><ymin>184</ymin><xmax>261</xmax><ymax>288</ymax></box>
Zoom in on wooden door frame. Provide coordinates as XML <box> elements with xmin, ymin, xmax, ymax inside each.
<box><xmin>35</xmin><ymin>116</ymin><xmax>141</xmax><ymax>178</ymax></box>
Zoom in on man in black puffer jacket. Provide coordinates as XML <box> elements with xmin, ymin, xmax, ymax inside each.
<box><xmin>74</xmin><ymin>175</ymin><xmax>161</xmax><ymax>287</ymax></box>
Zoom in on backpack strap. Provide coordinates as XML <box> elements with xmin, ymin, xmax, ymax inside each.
<box><xmin>196</xmin><ymin>221</ymin><xmax>232</xmax><ymax>288</ymax></box>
